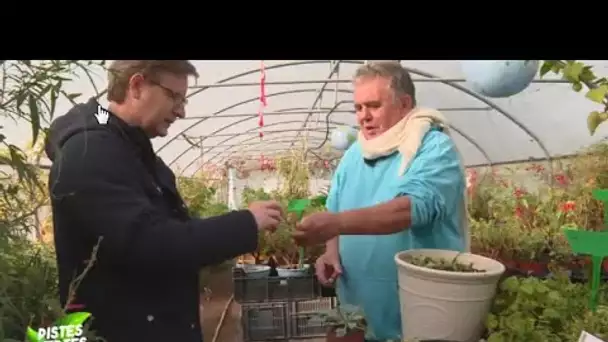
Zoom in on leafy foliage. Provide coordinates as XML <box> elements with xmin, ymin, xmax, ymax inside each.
<box><xmin>468</xmin><ymin>142</ymin><xmax>608</xmax><ymax>264</ymax></box>
<box><xmin>236</xmin><ymin>147</ymin><xmax>332</xmax><ymax>266</ymax></box>
<box><xmin>539</xmin><ymin>60</ymin><xmax>608</xmax><ymax>135</ymax></box>
<box><xmin>402</xmin><ymin>254</ymin><xmax>485</xmax><ymax>273</ymax></box>
<box><xmin>177</xmin><ymin>175</ymin><xmax>229</xmax><ymax>218</ymax></box>
<box><xmin>466</xmin><ymin>141</ymin><xmax>608</xmax><ymax>338</ymax></box>
<box><xmin>0</xmin><ymin>60</ymin><xmax>106</xmax><ymax>341</ymax></box>
<box><xmin>486</xmin><ymin>275</ymin><xmax>608</xmax><ymax>341</ymax></box>
<box><xmin>311</xmin><ymin>304</ymin><xmax>367</xmax><ymax>337</ymax></box>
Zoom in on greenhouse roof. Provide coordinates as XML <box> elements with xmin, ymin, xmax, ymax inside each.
<box><xmin>9</xmin><ymin>60</ymin><xmax>607</xmax><ymax>177</ymax></box>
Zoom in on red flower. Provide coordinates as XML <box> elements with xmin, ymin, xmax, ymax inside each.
<box><xmin>554</xmin><ymin>174</ymin><xmax>569</xmax><ymax>186</ymax></box>
<box><xmin>560</xmin><ymin>201</ymin><xmax>576</xmax><ymax>213</ymax></box>
<box><xmin>466</xmin><ymin>169</ymin><xmax>478</xmax><ymax>195</ymax></box>
<box><xmin>513</xmin><ymin>188</ymin><xmax>526</xmax><ymax>198</ymax></box>
<box><xmin>515</xmin><ymin>206</ymin><xmax>524</xmax><ymax>218</ymax></box>
<box><xmin>525</xmin><ymin>163</ymin><xmax>545</xmax><ymax>174</ymax></box>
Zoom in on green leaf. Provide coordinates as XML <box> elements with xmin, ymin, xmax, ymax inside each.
<box><xmin>487</xmin><ymin>333</ymin><xmax>507</xmax><ymax>342</ymax></box>
<box><xmin>486</xmin><ymin>314</ymin><xmax>499</xmax><ymax>330</ymax></box>
<box><xmin>26</xmin><ymin>326</ymin><xmax>42</xmax><ymax>342</ymax></box>
<box><xmin>588</xmin><ymin>111</ymin><xmax>605</xmax><ymax>135</ymax></box>
<box><xmin>539</xmin><ymin>62</ymin><xmax>552</xmax><ymax>78</ymax></box>
<box><xmin>66</xmin><ymin>92</ymin><xmax>82</xmax><ymax>101</ymax></box>
<box><xmin>585</xmin><ymin>85</ymin><xmax>608</xmax><ymax>103</ymax></box>
<box><xmin>49</xmin><ymin>87</ymin><xmax>58</xmax><ymax>118</ymax></box>
<box><xmin>53</xmin><ymin>311</ymin><xmax>91</xmax><ymax>327</ymax></box>
<box><xmin>519</xmin><ymin>282</ymin><xmax>535</xmax><ymax>296</ymax></box>
<box><xmin>563</xmin><ymin>61</ymin><xmax>585</xmax><ymax>82</ymax></box>
<box><xmin>542</xmin><ymin>307</ymin><xmax>561</xmax><ymax>319</ymax></box>
<box><xmin>572</xmin><ymin>82</ymin><xmax>583</xmax><ymax>92</ymax></box>
<box><xmin>28</xmin><ymin>94</ymin><xmax>40</xmax><ymax>145</ymax></box>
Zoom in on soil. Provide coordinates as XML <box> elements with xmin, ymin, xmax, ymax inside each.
<box><xmin>200</xmin><ymin>265</ymin><xmax>242</xmax><ymax>342</ymax></box>
<box><xmin>403</xmin><ymin>255</ymin><xmax>485</xmax><ymax>273</ymax></box>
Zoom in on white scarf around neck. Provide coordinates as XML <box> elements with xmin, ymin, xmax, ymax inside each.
<box><xmin>358</xmin><ymin>107</ymin><xmax>471</xmax><ymax>251</ymax></box>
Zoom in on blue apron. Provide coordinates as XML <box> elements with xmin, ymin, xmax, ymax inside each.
<box><xmin>326</xmin><ymin>129</ymin><xmax>465</xmax><ymax>340</ymax></box>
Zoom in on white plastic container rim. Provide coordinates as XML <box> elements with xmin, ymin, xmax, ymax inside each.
<box><xmin>236</xmin><ymin>264</ymin><xmax>271</xmax><ymax>272</ymax></box>
<box><xmin>394</xmin><ymin>249</ymin><xmax>506</xmax><ymax>282</ymax></box>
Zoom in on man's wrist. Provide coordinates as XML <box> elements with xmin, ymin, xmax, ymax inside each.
<box><xmin>334</xmin><ymin>212</ymin><xmax>348</xmax><ymax>235</ymax></box>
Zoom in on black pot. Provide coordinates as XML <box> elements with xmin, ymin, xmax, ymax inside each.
<box><xmin>570</xmin><ymin>269</ymin><xmax>608</xmax><ymax>283</ymax></box>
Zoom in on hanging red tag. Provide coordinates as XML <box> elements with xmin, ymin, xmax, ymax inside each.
<box><xmin>258</xmin><ymin>60</ymin><xmax>267</xmax><ymax>140</ymax></box>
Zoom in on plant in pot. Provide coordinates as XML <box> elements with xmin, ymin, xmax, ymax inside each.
<box><xmin>237</xmin><ymin>186</ymin><xmax>274</xmax><ymax>277</ymax></box>
<box><xmin>311</xmin><ymin>304</ymin><xmax>367</xmax><ymax>342</ymax></box>
<box><xmin>511</xmin><ymin>228</ymin><xmax>552</xmax><ymax>278</ymax></box>
<box><xmin>271</xmin><ymin>151</ymin><xmax>315</xmax><ymax>277</ymax></box>
<box><xmin>394</xmin><ymin>249</ymin><xmax>505</xmax><ymax>341</ymax></box>
<box><xmin>266</xmin><ymin>211</ymin><xmax>312</xmax><ymax>277</ymax></box>
<box><xmin>470</xmin><ymin>218</ymin><xmax>518</xmax><ymax>272</ymax></box>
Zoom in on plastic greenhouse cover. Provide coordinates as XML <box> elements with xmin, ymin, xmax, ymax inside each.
<box><xmin>5</xmin><ymin>60</ymin><xmax>607</xmax><ymax>176</ymax></box>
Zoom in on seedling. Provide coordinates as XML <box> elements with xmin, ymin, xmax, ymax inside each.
<box><xmin>287</xmin><ymin>195</ymin><xmax>327</xmax><ymax>268</ymax></box>
<box><xmin>310</xmin><ymin>303</ymin><xmax>367</xmax><ymax>337</ymax></box>
<box><xmin>403</xmin><ymin>254</ymin><xmax>485</xmax><ymax>273</ymax></box>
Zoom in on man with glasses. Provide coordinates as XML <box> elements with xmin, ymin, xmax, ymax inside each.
<box><xmin>44</xmin><ymin>60</ymin><xmax>283</xmax><ymax>342</ymax></box>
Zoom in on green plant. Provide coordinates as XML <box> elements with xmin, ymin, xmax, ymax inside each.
<box><xmin>240</xmin><ymin>187</ymin><xmax>273</xmax><ymax>263</ymax></box>
<box><xmin>312</xmin><ymin>304</ymin><xmax>367</xmax><ymax>337</ymax></box>
<box><xmin>562</xmin><ymin>305</ymin><xmax>608</xmax><ymax>341</ymax></box>
<box><xmin>239</xmin><ymin>148</ymin><xmax>328</xmax><ymax>266</ymax></box>
<box><xmin>0</xmin><ymin>60</ymin><xmax>106</xmax><ymax>341</ymax></box>
<box><xmin>177</xmin><ymin>175</ymin><xmax>229</xmax><ymax>218</ymax></box>
<box><xmin>468</xmin><ymin>142</ymin><xmax>608</xmax><ymax>266</ymax></box>
<box><xmin>485</xmin><ymin>275</ymin><xmax>608</xmax><ymax>342</ymax></box>
<box><xmin>402</xmin><ymin>254</ymin><xmax>485</xmax><ymax>273</ymax></box>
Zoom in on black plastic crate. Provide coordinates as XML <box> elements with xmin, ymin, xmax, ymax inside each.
<box><xmin>316</xmin><ymin>283</ymin><xmax>337</xmax><ymax>298</ymax></box>
<box><xmin>241</xmin><ymin>302</ymin><xmax>288</xmax><ymax>341</ymax></box>
<box><xmin>233</xmin><ymin>267</ymin><xmax>317</xmax><ymax>303</ymax></box>
<box><xmin>288</xmin><ymin>297</ymin><xmax>336</xmax><ymax>338</ymax></box>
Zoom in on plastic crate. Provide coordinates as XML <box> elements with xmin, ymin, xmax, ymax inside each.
<box><xmin>233</xmin><ymin>267</ymin><xmax>317</xmax><ymax>303</ymax></box>
<box><xmin>240</xmin><ymin>298</ymin><xmax>337</xmax><ymax>341</ymax></box>
<box><xmin>288</xmin><ymin>297</ymin><xmax>336</xmax><ymax>338</ymax></box>
<box><xmin>317</xmin><ymin>284</ymin><xmax>337</xmax><ymax>297</ymax></box>
<box><xmin>241</xmin><ymin>302</ymin><xmax>288</xmax><ymax>341</ymax></box>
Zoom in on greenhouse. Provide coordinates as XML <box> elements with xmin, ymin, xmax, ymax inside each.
<box><xmin>2</xmin><ymin>60</ymin><xmax>608</xmax><ymax>342</ymax></box>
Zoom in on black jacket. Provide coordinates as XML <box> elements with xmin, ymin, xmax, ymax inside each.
<box><xmin>44</xmin><ymin>98</ymin><xmax>258</xmax><ymax>342</ymax></box>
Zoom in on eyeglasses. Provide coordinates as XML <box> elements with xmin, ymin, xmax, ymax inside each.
<box><xmin>147</xmin><ymin>79</ymin><xmax>188</xmax><ymax>107</ymax></box>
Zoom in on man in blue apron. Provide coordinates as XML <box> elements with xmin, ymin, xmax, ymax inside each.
<box><xmin>293</xmin><ymin>61</ymin><xmax>468</xmax><ymax>341</ymax></box>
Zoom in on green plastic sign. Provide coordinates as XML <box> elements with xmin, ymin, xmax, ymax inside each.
<box><xmin>563</xmin><ymin>189</ymin><xmax>608</xmax><ymax>312</ymax></box>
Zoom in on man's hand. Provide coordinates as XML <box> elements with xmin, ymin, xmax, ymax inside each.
<box><xmin>248</xmin><ymin>201</ymin><xmax>283</xmax><ymax>232</ymax></box>
<box><xmin>315</xmin><ymin>251</ymin><xmax>342</xmax><ymax>286</ymax></box>
<box><xmin>293</xmin><ymin>212</ymin><xmax>341</xmax><ymax>246</ymax></box>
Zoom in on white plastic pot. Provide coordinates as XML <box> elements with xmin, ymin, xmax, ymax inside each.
<box><xmin>276</xmin><ymin>264</ymin><xmax>310</xmax><ymax>278</ymax></box>
<box><xmin>237</xmin><ymin>264</ymin><xmax>271</xmax><ymax>279</ymax></box>
<box><xmin>394</xmin><ymin>249</ymin><xmax>505</xmax><ymax>342</ymax></box>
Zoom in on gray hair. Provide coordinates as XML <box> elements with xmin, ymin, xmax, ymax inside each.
<box><xmin>354</xmin><ymin>61</ymin><xmax>417</xmax><ymax>106</ymax></box>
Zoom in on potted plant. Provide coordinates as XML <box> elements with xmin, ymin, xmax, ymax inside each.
<box><xmin>268</xmin><ymin>218</ymin><xmax>311</xmax><ymax>277</ymax></box>
<box><xmin>510</xmin><ymin>228</ymin><xmax>552</xmax><ymax>277</ymax></box>
<box><xmin>312</xmin><ymin>304</ymin><xmax>367</xmax><ymax>342</ymax></box>
<box><xmin>271</xmin><ymin>152</ymin><xmax>317</xmax><ymax>277</ymax></box>
<box><xmin>394</xmin><ymin>249</ymin><xmax>505</xmax><ymax>341</ymax></box>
